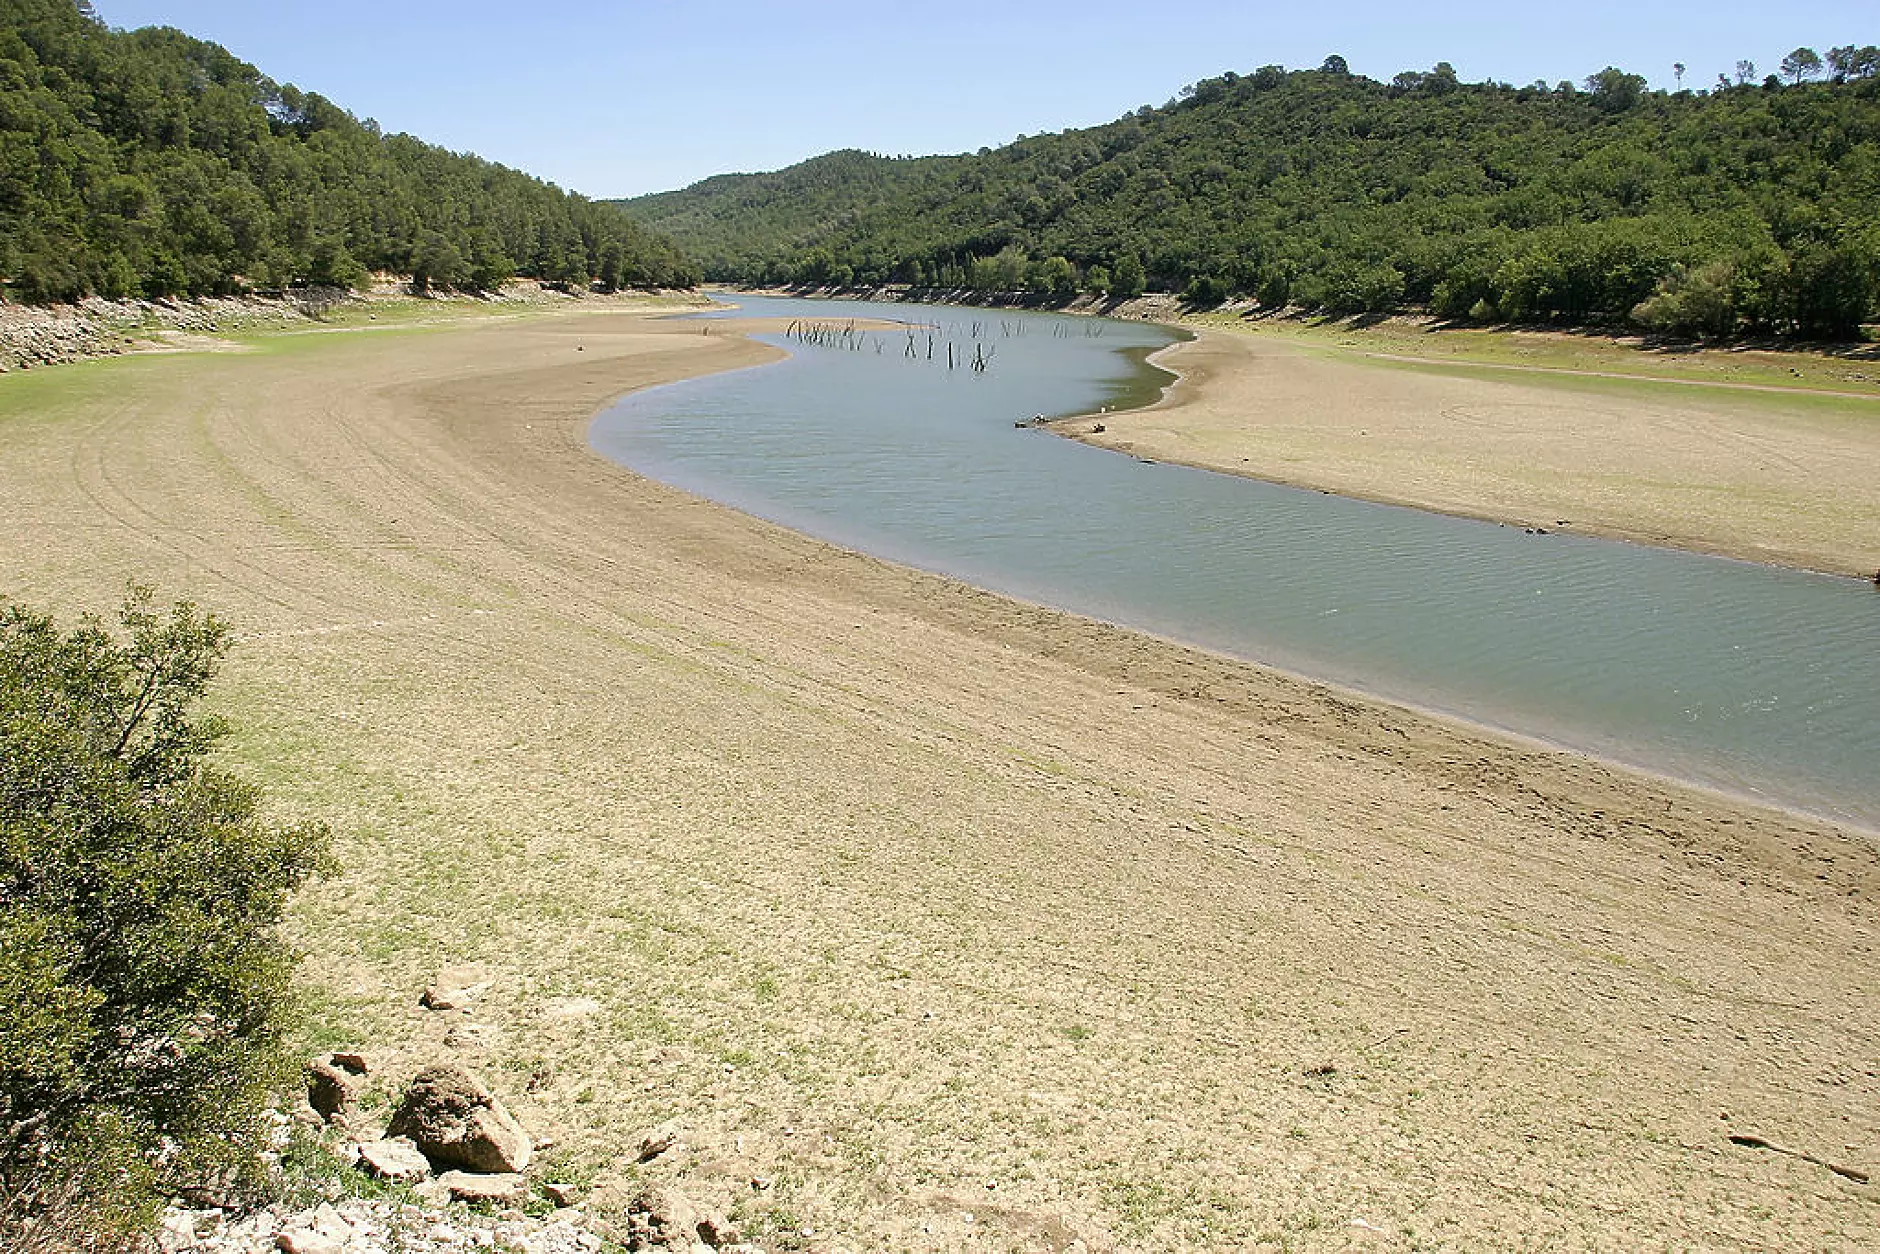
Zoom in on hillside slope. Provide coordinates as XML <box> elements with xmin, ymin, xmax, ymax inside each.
<box><xmin>622</xmin><ymin>55</ymin><xmax>1880</xmax><ymax>337</ymax></box>
<box><xmin>0</xmin><ymin>0</ymin><xmax>695</xmax><ymax>302</ymax></box>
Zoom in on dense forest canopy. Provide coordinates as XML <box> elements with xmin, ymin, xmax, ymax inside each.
<box><xmin>622</xmin><ymin>51</ymin><xmax>1880</xmax><ymax>338</ymax></box>
<box><xmin>0</xmin><ymin>0</ymin><xmax>697</xmax><ymax>302</ymax></box>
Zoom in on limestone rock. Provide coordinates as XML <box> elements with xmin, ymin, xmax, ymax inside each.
<box><xmin>356</xmin><ymin>1135</ymin><xmax>431</xmax><ymax>1183</ymax></box>
<box><xmin>275</xmin><ymin>1205</ymin><xmax>354</xmax><ymax>1254</ymax></box>
<box><xmin>155</xmin><ymin>1210</ymin><xmax>202</xmax><ymax>1253</ymax></box>
<box><xmin>307</xmin><ymin>1052</ymin><xmax>370</xmax><ymax>1123</ymax></box>
<box><xmin>697</xmin><ymin>1211</ymin><xmax>742</xmax><ymax>1248</ymax></box>
<box><xmin>275</xmin><ymin>1231</ymin><xmax>343</xmax><ymax>1254</ymax></box>
<box><xmin>636</xmin><ymin>1123</ymin><xmax>683</xmax><ymax>1162</ymax></box>
<box><xmin>622</xmin><ymin>1185</ymin><xmax>737</xmax><ymax>1251</ymax></box>
<box><xmin>175</xmin><ymin>1165</ymin><xmax>243</xmax><ymax>1209</ymax></box>
<box><xmin>436</xmin><ymin>1169</ymin><xmax>530</xmax><ymax>1205</ymax></box>
<box><xmin>421</xmin><ymin>966</ymin><xmax>491</xmax><ymax>1011</ymax></box>
<box><xmin>443</xmin><ymin>1020</ymin><xmax>501</xmax><ymax>1051</ymax></box>
<box><xmin>386</xmin><ymin>1063</ymin><xmax>531</xmax><ymax>1173</ymax></box>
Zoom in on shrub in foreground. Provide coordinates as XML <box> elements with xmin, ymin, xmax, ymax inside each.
<box><xmin>0</xmin><ymin>587</ymin><xmax>329</xmax><ymax>1245</ymax></box>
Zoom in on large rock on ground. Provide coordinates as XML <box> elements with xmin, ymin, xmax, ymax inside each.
<box><xmin>385</xmin><ymin>1063</ymin><xmax>531</xmax><ymax>1174</ymax></box>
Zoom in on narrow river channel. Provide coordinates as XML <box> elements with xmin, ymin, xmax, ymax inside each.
<box><xmin>591</xmin><ymin>293</ymin><xmax>1880</xmax><ymax>833</ymax></box>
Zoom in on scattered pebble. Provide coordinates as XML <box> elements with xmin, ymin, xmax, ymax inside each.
<box><xmin>156</xmin><ymin>1196</ymin><xmax>609</xmax><ymax>1254</ymax></box>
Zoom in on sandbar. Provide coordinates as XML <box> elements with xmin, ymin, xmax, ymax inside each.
<box><xmin>1058</xmin><ymin>326</ymin><xmax>1880</xmax><ymax>578</ymax></box>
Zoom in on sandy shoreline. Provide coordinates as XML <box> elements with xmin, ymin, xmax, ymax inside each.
<box><xmin>4</xmin><ymin>305</ymin><xmax>1878</xmax><ymax>1248</ymax></box>
<box><xmin>1053</xmin><ymin>327</ymin><xmax>1880</xmax><ymax>579</ymax></box>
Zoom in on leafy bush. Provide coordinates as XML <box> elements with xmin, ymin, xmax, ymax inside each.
<box><xmin>0</xmin><ymin>588</ymin><xmax>329</xmax><ymax>1244</ymax></box>
<box><xmin>1632</xmin><ymin>261</ymin><xmax>1740</xmax><ymax>337</ymax></box>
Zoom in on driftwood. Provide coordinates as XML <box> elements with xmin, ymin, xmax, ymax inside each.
<box><xmin>1728</xmin><ymin>1133</ymin><xmax>1870</xmax><ymax>1184</ymax></box>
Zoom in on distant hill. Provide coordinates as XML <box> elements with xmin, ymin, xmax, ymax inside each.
<box><xmin>619</xmin><ymin>53</ymin><xmax>1880</xmax><ymax>338</ymax></box>
<box><xmin>0</xmin><ymin>0</ymin><xmax>696</xmax><ymax>303</ymax></box>
<box><xmin>620</xmin><ymin>149</ymin><xmax>961</xmax><ymax>283</ymax></box>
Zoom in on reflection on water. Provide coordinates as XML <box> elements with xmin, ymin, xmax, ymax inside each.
<box><xmin>593</xmin><ymin>294</ymin><xmax>1880</xmax><ymax>832</ymax></box>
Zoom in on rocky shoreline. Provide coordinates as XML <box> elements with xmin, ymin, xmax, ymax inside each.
<box><xmin>0</xmin><ymin>282</ymin><xmax>686</xmax><ymax>373</ymax></box>
<box><xmin>0</xmin><ymin>293</ymin><xmax>286</xmax><ymax>371</ymax></box>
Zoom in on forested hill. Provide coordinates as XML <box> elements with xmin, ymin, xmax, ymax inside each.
<box><xmin>622</xmin><ymin>149</ymin><xmax>965</xmax><ymax>284</ymax></box>
<box><xmin>620</xmin><ymin>54</ymin><xmax>1880</xmax><ymax>339</ymax></box>
<box><xmin>0</xmin><ymin>0</ymin><xmax>696</xmax><ymax>303</ymax></box>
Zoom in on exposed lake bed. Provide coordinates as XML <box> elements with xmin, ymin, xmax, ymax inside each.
<box><xmin>8</xmin><ymin>300</ymin><xmax>1878</xmax><ymax>1248</ymax></box>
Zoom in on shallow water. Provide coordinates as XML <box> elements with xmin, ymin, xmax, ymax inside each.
<box><xmin>592</xmin><ymin>293</ymin><xmax>1880</xmax><ymax>832</ymax></box>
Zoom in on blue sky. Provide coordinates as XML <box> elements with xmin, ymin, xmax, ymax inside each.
<box><xmin>92</xmin><ymin>2</ymin><xmax>1869</xmax><ymax>199</ymax></box>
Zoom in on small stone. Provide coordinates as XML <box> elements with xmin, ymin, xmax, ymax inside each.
<box><xmin>546</xmin><ymin>996</ymin><xmax>604</xmax><ymax>1019</ymax></box>
<box><xmin>543</xmin><ymin>1181</ymin><xmax>581</xmax><ymax>1207</ymax></box>
<box><xmin>624</xmin><ymin>1184</ymin><xmax>705</xmax><ymax>1251</ymax></box>
<box><xmin>696</xmin><ymin>1211</ymin><xmax>741</xmax><ymax>1247</ymax></box>
<box><xmin>307</xmin><ymin>1053</ymin><xmax>369</xmax><ymax>1123</ymax></box>
<box><xmin>437</xmin><ymin>1170</ymin><xmax>530</xmax><ymax>1205</ymax></box>
<box><xmin>156</xmin><ymin>1211</ymin><xmax>200</xmax><ymax>1253</ymax></box>
<box><xmin>421</xmin><ymin>967</ymin><xmax>491</xmax><ymax>1011</ymax></box>
<box><xmin>276</xmin><ymin>1229</ymin><xmax>344</xmax><ymax>1254</ymax></box>
<box><xmin>636</xmin><ymin>1125</ymin><xmax>682</xmax><ymax>1162</ymax></box>
<box><xmin>444</xmin><ymin>1020</ymin><xmax>498</xmax><ymax>1050</ymax></box>
<box><xmin>357</xmin><ymin>1136</ymin><xmax>431</xmax><ymax>1183</ymax></box>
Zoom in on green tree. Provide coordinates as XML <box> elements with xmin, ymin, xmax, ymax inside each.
<box><xmin>1108</xmin><ymin>253</ymin><xmax>1145</xmax><ymax>298</ymax></box>
<box><xmin>1183</xmin><ymin>273</ymin><xmax>1229</xmax><ymax>305</ymax></box>
<box><xmin>0</xmin><ymin>3</ymin><xmax>696</xmax><ymax>303</ymax></box>
<box><xmin>304</xmin><ymin>236</ymin><xmax>367</xmax><ymax>289</ymax></box>
<box><xmin>1781</xmin><ymin>47</ymin><xmax>1823</xmax><ymax>85</ymax></box>
<box><xmin>1038</xmin><ymin>254</ymin><xmax>1077</xmax><ymax>294</ymax></box>
<box><xmin>1785</xmin><ymin>242</ymin><xmax>1877</xmax><ymax>338</ymax></box>
<box><xmin>409</xmin><ymin>230</ymin><xmax>469</xmax><ymax>292</ymax></box>
<box><xmin>1</xmin><ymin>588</ymin><xmax>329</xmax><ymax>1243</ymax></box>
<box><xmin>1585</xmin><ymin>66</ymin><xmax>1646</xmax><ymax>111</ymax></box>
<box><xmin>989</xmin><ymin>244</ymin><xmax>1028</xmax><ymax>290</ymax></box>
<box><xmin>1826</xmin><ymin>45</ymin><xmax>1880</xmax><ymax>80</ymax></box>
